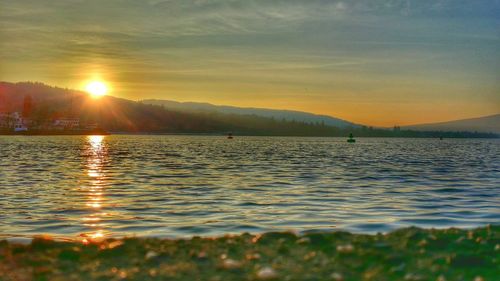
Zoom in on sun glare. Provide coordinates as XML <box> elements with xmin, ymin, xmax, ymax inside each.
<box><xmin>85</xmin><ymin>81</ymin><xmax>108</xmax><ymax>98</ymax></box>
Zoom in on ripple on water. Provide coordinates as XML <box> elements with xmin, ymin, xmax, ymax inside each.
<box><xmin>0</xmin><ymin>136</ymin><xmax>499</xmax><ymax>239</ymax></box>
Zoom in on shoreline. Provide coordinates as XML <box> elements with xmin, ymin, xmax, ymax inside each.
<box><xmin>0</xmin><ymin>132</ymin><xmax>499</xmax><ymax>138</ymax></box>
<box><xmin>0</xmin><ymin>129</ymin><xmax>109</xmax><ymax>136</ymax></box>
<box><xmin>1</xmin><ymin>225</ymin><xmax>498</xmax><ymax>280</ymax></box>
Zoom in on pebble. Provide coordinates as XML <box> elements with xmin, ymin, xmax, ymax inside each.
<box><xmin>304</xmin><ymin>251</ymin><xmax>316</xmax><ymax>260</ymax></box>
<box><xmin>107</xmin><ymin>240</ymin><xmax>123</xmax><ymax>249</ymax></box>
<box><xmin>251</xmin><ymin>235</ymin><xmax>262</xmax><ymax>243</ymax></box>
<box><xmin>145</xmin><ymin>251</ymin><xmax>158</xmax><ymax>260</ymax></box>
<box><xmin>246</xmin><ymin>253</ymin><xmax>261</xmax><ymax>260</ymax></box>
<box><xmin>336</xmin><ymin>244</ymin><xmax>354</xmax><ymax>253</ymax></box>
<box><xmin>330</xmin><ymin>272</ymin><xmax>344</xmax><ymax>280</ymax></box>
<box><xmin>222</xmin><ymin>259</ymin><xmax>242</xmax><ymax>270</ymax></box>
<box><xmin>296</xmin><ymin>237</ymin><xmax>310</xmax><ymax>244</ymax></box>
<box><xmin>118</xmin><ymin>271</ymin><xmax>127</xmax><ymax>279</ymax></box>
<box><xmin>149</xmin><ymin>269</ymin><xmax>157</xmax><ymax>277</ymax></box>
<box><xmin>257</xmin><ymin>267</ymin><xmax>278</xmax><ymax>280</ymax></box>
<box><xmin>197</xmin><ymin>251</ymin><xmax>207</xmax><ymax>259</ymax></box>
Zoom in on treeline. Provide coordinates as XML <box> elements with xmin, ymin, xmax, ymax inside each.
<box><xmin>1</xmin><ymin>81</ymin><xmax>498</xmax><ymax>138</ymax></box>
<box><xmin>186</xmin><ymin>112</ymin><xmax>498</xmax><ymax>138</ymax></box>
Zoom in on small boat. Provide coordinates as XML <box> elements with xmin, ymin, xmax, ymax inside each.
<box><xmin>227</xmin><ymin>132</ymin><xmax>234</xmax><ymax>139</ymax></box>
<box><xmin>347</xmin><ymin>133</ymin><xmax>356</xmax><ymax>143</ymax></box>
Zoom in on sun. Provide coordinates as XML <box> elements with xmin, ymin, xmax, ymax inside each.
<box><xmin>85</xmin><ymin>81</ymin><xmax>108</xmax><ymax>98</ymax></box>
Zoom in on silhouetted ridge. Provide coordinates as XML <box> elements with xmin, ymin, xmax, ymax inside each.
<box><xmin>0</xmin><ymin>81</ymin><xmax>497</xmax><ymax>138</ymax></box>
<box><xmin>141</xmin><ymin>99</ymin><xmax>359</xmax><ymax>128</ymax></box>
<box><xmin>404</xmin><ymin>114</ymin><xmax>500</xmax><ymax>134</ymax></box>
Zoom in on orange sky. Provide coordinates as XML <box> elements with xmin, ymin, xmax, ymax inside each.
<box><xmin>1</xmin><ymin>1</ymin><xmax>499</xmax><ymax>126</ymax></box>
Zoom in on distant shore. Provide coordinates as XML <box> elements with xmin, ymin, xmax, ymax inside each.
<box><xmin>1</xmin><ymin>131</ymin><xmax>499</xmax><ymax>138</ymax></box>
<box><xmin>1</xmin><ymin>225</ymin><xmax>497</xmax><ymax>280</ymax></box>
<box><xmin>0</xmin><ymin>128</ymin><xmax>109</xmax><ymax>136</ymax></box>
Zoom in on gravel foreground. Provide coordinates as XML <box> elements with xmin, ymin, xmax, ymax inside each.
<box><xmin>1</xmin><ymin>225</ymin><xmax>498</xmax><ymax>281</ymax></box>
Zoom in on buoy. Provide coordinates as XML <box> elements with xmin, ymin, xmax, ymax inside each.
<box><xmin>347</xmin><ymin>133</ymin><xmax>356</xmax><ymax>143</ymax></box>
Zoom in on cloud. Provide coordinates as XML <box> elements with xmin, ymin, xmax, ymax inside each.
<box><xmin>2</xmin><ymin>1</ymin><xmax>498</xmax><ymax>38</ymax></box>
<box><xmin>0</xmin><ymin>0</ymin><xmax>498</xmax><ymax>120</ymax></box>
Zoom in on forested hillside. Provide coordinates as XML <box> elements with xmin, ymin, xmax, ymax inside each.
<box><xmin>0</xmin><ymin>82</ymin><xmax>497</xmax><ymax>138</ymax></box>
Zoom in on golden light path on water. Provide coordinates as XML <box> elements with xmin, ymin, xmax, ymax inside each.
<box><xmin>0</xmin><ymin>137</ymin><xmax>499</xmax><ymax>241</ymax></box>
<box><xmin>81</xmin><ymin>135</ymin><xmax>108</xmax><ymax>244</ymax></box>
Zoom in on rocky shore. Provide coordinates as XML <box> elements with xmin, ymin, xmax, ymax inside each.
<box><xmin>1</xmin><ymin>225</ymin><xmax>498</xmax><ymax>281</ymax></box>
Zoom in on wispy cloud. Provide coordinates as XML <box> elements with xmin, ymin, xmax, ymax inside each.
<box><xmin>0</xmin><ymin>0</ymin><xmax>499</xmax><ymax>125</ymax></box>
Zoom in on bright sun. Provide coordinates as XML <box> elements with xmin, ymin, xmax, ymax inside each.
<box><xmin>85</xmin><ymin>81</ymin><xmax>108</xmax><ymax>98</ymax></box>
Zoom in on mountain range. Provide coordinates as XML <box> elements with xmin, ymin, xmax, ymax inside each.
<box><xmin>404</xmin><ymin>114</ymin><xmax>500</xmax><ymax>134</ymax></box>
<box><xmin>0</xmin><ymin>81</ymin><xmax>359</xmax><ymax>136</ymax></box>
<box><xmin>142</xmin><ymin>100</ymin><xmax>499</xmax><ymax>134</ymax></box>
<box><xmin>141</xmin><ymin>99</ymin><xmax>358</xmax><ymax>128</ymax></box>
<box><xmin>0</xmin><ymin>81</ymin><xmax>498</xmax><ymax>137</ymax></box>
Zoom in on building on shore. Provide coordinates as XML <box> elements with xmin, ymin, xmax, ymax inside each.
<box><xmin>0</xmin><ymin>95</ymin><xmax>33</xmax><ymax>131</ymax></box>
<box><xmin>0</xmin><ymin>95</ymin><xmax>104</xmax><ymax>133</ymax></box>
<box><xmin>0</xmin><ymin>112</ymin><xmax>29</xmax><ymax>131</ymax></box>
<box><xmin>52</xmin><ymin>118</ymin><xmax>80</xmax><ymax>130</ymax></box>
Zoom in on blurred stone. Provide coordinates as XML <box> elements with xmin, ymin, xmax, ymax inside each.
<box><xmin>296</xmin><ymin>237</ymin><xmax>310</xmax><ymax>244</ymax></box>
<box><xmin>336</xmin><ymin>244</ymin><xmax>354</xmax><ymax>253</ymax></box>
<box><xmin>330</xmin><ymin>272</ymin><xmax>344</xmax><ymax>281</ymax></box>
<box><xmin>197</xmin><ymin>251</ymin><xmax>207</xmax><ymax>259</ymax></box>
<box><xmin>221</xmin><ymin>259</ymin><xmax>242</xmax><ymax>270</ymax></box>
<box><xmin>246</xmin><ymin>253</ymin><xmax>261</xmax><ymax>260</ymax></box>
<box><xmin>257</xmin><ymin>267</ymin><xmax>278</xmax><ymax>280</ymax></box>
<box><xmin>145</xmin><ymin>251</ymin><xmax>158</xmax><ymax>260</ymax></box>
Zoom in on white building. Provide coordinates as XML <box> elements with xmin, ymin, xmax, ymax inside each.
<box><xmin>0</xmin><ymin>112</ymin><xmax>28</xmax><ymax>131</ymax></box>
<box><xmin>12</xmin><ymin>112</ymin><xmax>28</xmax><ymax>132</ymax></box>
<box><xmin>53</xmin><ymin>118</ymin><xmax>80</xmax><ymax>130</ymax></box>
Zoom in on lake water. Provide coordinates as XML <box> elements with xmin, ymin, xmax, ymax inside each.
<box><xmin>0</xmin><ymin>135</ymin><xmax>499</xmax><ymax>241</ymax></box>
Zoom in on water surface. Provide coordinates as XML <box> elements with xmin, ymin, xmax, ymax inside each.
<box><xmin>0</xmin><ymin>136</ymin><xmax>498</xmax><ymax>240</ymax></box>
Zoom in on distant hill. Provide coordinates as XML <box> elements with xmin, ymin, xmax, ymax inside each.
<box><xmin>0</xmin><ymin>81</ymin><xmax>358</xmax><ymax>135</ymax></box>
<box><xmin>141</xmin><ymin>99</ymin><xmax>359</xmax><ymax>128</ymax></box>
<box><xmin>404</xmin><ymin>114</ymin><xmax>500</xmax><ymax>134</ymax></box>
<box><xmin>1</xmin><ymin>81</ymin><xmax>497</xmax><ymax>138</ymax></box>
<box><xmin>0</xmin><ymin>82</ymin><xmax>223</xmax><ymax>133</ymax></box>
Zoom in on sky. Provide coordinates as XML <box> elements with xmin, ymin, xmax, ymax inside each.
<box><xmin>0</xmin><ymin>0</ymin><xmax>499</xmax><ymax>126</ymax></box>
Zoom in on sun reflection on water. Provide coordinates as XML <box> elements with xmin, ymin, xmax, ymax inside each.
<box><xmin>81</xmin><ymin>135</ymin><xmax>109</xmax><ymax>243</ymax></box>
